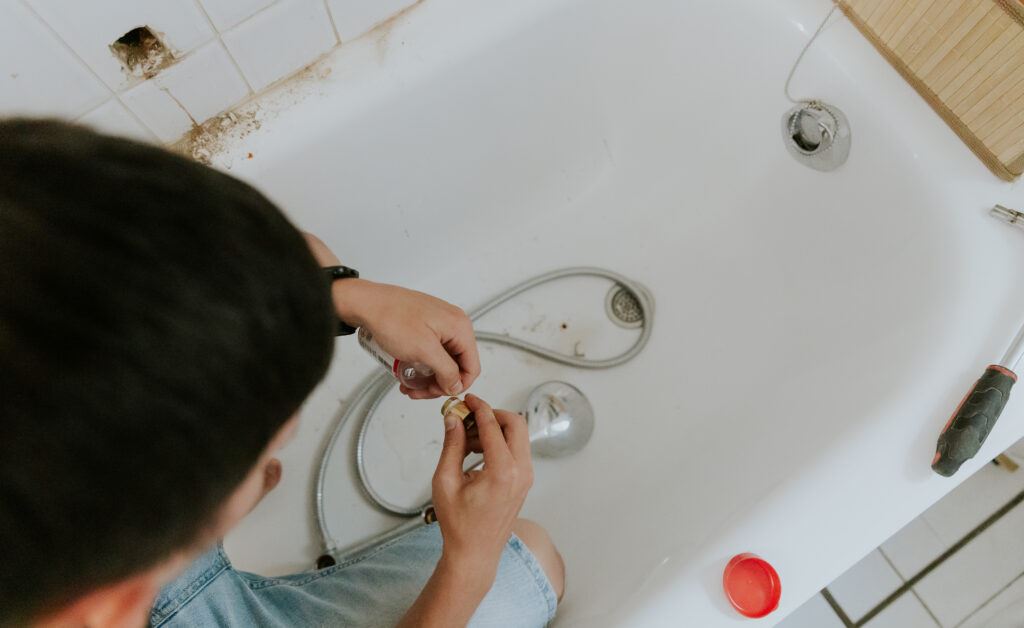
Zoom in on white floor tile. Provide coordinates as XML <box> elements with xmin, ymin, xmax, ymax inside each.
<box><xmin>882</xmin><ymin>463</ymin><xmax>1024</xmax><ymax>578</ymax></box>
<box><xmin>864</xmin><ymin>594</ymin><xmax>938</xmax><ymax>628</ymax></box>
<box><xmin>881</xmin><ymin>517</ymin><xmax>947</xmax><ymax>581</ymax></box>
<box><xmin>913</xmin><ymin>502</ymin><xmax>1024</xmax><ymax>627</ymax></box>
<box><xmin>776</xmin><ymin>594</ymin><xmax>845</xmax><ymax>628</ymax></box>
<box><xmin>959</xmin><ymin>573</ymin><xmax>1024</xmax><ymax>628</ymax></box>
<box><xmin>828</xmin><ymin>550</ymin><xmax>903</xmax><ymax>622</ymax></box>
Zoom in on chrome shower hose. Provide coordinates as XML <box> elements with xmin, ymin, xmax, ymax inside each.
<box><xmin>314</xmin><ymin>267</ymin><xmax>654</xmax><ymax>553</ymax></box>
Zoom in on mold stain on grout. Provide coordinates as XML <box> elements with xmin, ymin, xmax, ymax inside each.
<box><xmin>170</xmin><ymin>57</ymin><xmax>332</xmax><ymax>166</ymax></box>
<box><xmin>172</xmin><ymin>0</ymin><xmax>428</xmax><ymax>166</ymax></box>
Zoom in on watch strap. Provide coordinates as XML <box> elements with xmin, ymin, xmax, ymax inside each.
<box><xmin>323</xmin><ymin>265</ymin><xmax>360</xmax><ymax>336</ymax></box>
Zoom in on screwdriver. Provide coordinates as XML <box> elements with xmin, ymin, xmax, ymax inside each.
<box><xmin>932</xmin><ymin>317</ymin><xmax>1024</xmax><ymax>477</ymax></box>
<box><xmin>932</xmin><ymin>205</ymin><xmax>1024</xmax><ymax>477</ymax></box>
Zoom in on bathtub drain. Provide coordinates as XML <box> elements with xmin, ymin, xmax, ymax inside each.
<box><xmin>605</xmin><ymin>284</ymin><xmax>645</xmax><ymax>329</ymax></box>
<box><xmin>781</xmin><ymin>3</ymin><xmax>851</xmax><ymax>172</ymax></box>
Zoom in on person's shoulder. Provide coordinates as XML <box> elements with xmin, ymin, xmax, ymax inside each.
<box><xmin>149</xmin><ymin>545</ymin><xmax>233</xmax><ymax>627</ymax></box>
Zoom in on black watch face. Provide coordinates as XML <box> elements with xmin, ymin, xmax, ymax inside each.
<box><xmin>327</xmin><ymin>265</ymin><xmax>359</xmax><ymax>279</ymax></box>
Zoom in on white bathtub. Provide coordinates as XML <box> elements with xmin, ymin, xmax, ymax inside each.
<box><xmin>217</xmin><ymin>0</ymin><xmax>1024</xmax><ymax>624</ymax></box>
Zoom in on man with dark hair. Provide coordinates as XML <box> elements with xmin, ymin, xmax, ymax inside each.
<box><xmin>0</xmin><ymin>119</ymin><xmax>563</xmax><ymax>627</ymax></box>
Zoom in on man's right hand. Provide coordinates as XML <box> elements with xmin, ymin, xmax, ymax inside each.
<box><xmin>397</xmin><ymin>395</ymin><xmax>533</xmax><ymax>627</ymax></box>
<box><xmin>432</xmin><ymin>395</ymin><xmax>534</xmax><ymax>574</ymax></box>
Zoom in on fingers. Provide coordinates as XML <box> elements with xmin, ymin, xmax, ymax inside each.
<box><xmin>418</xmin><ymin>340</ymin><xmax>464</xmax><ymax>397</ymax></box>
<box><xmin>464</xmin><ymin>395</ymin><xmax>512</xmax><ymax>467</ymax></box>
<box><xmin>433</xmin><ymin>411</ymin><xmax>468</xmax><ymax>491</ymax></box>
<box><xmin>465</xmin><ymin>423</ymin><xmax>482</xmax><ymax>454</ymax></box>
<box><xmin>494</xmin><ymin>410</ymin><xmax>531</xmax><ymax>462</ymax></box>
<box><xmin>443</xmin><ymin>318</ymin><xmax>481</xmax><ymax>391</ymax></box>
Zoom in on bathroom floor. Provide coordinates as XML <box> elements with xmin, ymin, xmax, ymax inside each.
<box><xmin>781</xmin><ymin>440</ymin><xmax>1024</xmax><ymax>628</ymax></box>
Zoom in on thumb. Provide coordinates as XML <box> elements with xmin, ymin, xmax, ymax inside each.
<box><xmin>421</xmin><ymin>342</ymin><xmax>464</xmax><ymax>396</ymax></box>
<box><xmin>435</xmin><ymin>411</ymin><xmax>468</xmax><ymax>482</ymax></box>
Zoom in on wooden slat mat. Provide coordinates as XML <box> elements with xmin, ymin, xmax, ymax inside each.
<box><xmin>839</xmin><ymin>0</ymin><xmax>1024</xmax><ymax>180</ymax></box>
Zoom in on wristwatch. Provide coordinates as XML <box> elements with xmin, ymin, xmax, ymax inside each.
<box><xmin>323</xmin><ymin>265</ymin><xmax>360</xmax><ymax>336</ymax></box>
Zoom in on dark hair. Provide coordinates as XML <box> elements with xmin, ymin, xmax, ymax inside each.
<box><xmin>0</xmin><ymin>119</ymin><xmax>335</xmax><ymax>624</ymax></box>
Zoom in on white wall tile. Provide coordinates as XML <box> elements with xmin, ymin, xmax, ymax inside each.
<box><xmin>152</xmin><ymin>41</ymin><xmax>250</xmax><ymax>124</ymax></box>
<box><xmin>198</xmin><ymin>0</ymin><xmax>276</xmax><ymax>31</ymax></box>
<box><xmin>776</xmin><ymin>594</ymin><xmax>845</xmax><ymax>628</ymax></box>
<box><xmin>864</xmin><ymin>594</ymin><xmax>939</xmax><ymax>628</ymax></box>
<box><xmin>78</xmin><ymin>98</ymin><xmax>157</xmax><ymax>143</ymax></box>
<box><xmin>882</xmin><ymin>462</ymin><xmax>1024</xmax><ymax>578</ymax></box>
<box><xmin>26</xmin><ymin>0</ymin><xmax>215</xmax><ymax>91</ymax></box>
<box><xmin>0</xmin><ymin>2</ymin><xmax>108</xmax><ymax>118</ymax></box>
<box><xmin>221</xmin><ymin>0</ymin><xmax>337</xmax><ymax>92</ymax></box>
<box><xmin>828</xmin><ymin>550</ymin><xmax>903</xmax><ymax>622</ymax></box>
<box><xmin>120</xmin><ymin>79</ymin><xmax>194</xmax><ymax>143</ymax></box>
<box><xmin>325</xmin><ymin>0</ymin><xmax>417</xmax><ymax>42</ymax></box>
<box><xmin>914</xmin><ymin>502</ymin><xmax>1024</xmax><ymax>627</ymax></box>
<box><xmin>959</xmin><ymin>574</ymin><xmax>1024</xmax><ymax>628</ymax></box>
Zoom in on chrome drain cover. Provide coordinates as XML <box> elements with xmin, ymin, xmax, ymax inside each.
<box><xmin>782</xmin><ymin>100</ymin><xmax>851</xmax><ymax>171</ymax></box>
<box><xmin>605</xmin><ymin>284</ymin><xmax>644</xmax><ymax>329</ymax></box>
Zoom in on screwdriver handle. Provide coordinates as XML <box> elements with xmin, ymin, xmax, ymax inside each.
<box><xmin>932</xmin><ymin>365</ymin><xmax>1017</xmax><ymax>477</ymax></box>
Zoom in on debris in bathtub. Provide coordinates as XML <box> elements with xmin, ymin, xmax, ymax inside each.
<box><xmin>723</xmin><ymin>553</ymin><xmax>781</xmax><ymax>619</ymax></box>
<box><xmin>172</xmin><ymin>108</ymin><xmax>262</xmax><ymax>166</ymax></box>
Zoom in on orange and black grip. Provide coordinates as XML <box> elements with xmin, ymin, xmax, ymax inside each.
<box><xmin>932</xmin><ymin>365</ymin><xmax>1017</xmax><ymax>477</ymax></box>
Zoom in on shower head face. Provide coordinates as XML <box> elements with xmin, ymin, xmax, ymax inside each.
<box><xmin>525</xmin><ymin>381</ymin><xmax>594</xmax><ymax>458</ymax></box>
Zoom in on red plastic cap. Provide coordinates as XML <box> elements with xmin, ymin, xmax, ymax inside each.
<box><xmin>723</xmin><ymin>553</ymin><xmax>782</xmax><ymax>618</ymax></box>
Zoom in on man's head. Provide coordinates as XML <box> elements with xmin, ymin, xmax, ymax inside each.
<box><xmin>0</xmin><ymin>119</ymin><xmax>335</xmax><ymax>626</ymax></box>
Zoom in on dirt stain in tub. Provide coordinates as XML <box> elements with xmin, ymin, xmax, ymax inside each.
<box><xmin>172</xmin><ymin>53</ymin><xmax>335</xmax><ymax>165</ymax></box>
<box><xmin>372</xmin><ymin>0</ymin><xmax>426</xmax><ymax>61</ymax></box>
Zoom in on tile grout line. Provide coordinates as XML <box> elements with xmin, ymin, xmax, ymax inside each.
<box><xmin>321</xmin><ymin>0</ymin><xmax>343</xmax><ymax>44</ymax></box>
<box><xmin>822</xmin><ymin>588</ymin><xmax>856</xmax><ymax>628</ymax></box>
<box><xmin>879</xmin><ymin>548</ymin><xmax>942</xmax><ymax>626</ymax></box>
<box><xmin>952</xmin><ymin>569</ymin><xmax>1024</xmax><ymax>628</ymax></box>
<box><xmin>852</xmin><ymin>548</ymin><xmax>910</xmax><ymax>626</ymax></box>
<box><xmin>18</xmin><ymin>0</ymin><xmax>116</xmax><ymax>114</ymax></box>
<box><xmin>854</xmin><ymin>487</ymin><xmax>1024</xmax><ymax>626</ymax></box>
<box><xmin>187</xmin><ymin>0</ymin><xmax>258</xmax><ymax>94</ymax></box>
<box><xmin>22</xmin><ymin>0</ymin><xmax>163</xmax><ymax>141</ymax></box>
<box><xmin>909</xmin><ymin>589</ymin><xmax>943</xmax><ymax>627</ymax></box>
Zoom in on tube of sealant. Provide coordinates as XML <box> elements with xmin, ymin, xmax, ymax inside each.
<box><xmin>357</xmin><ymin>328</ymin><xmax>435</xmax><ymax>390</ymax></box>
